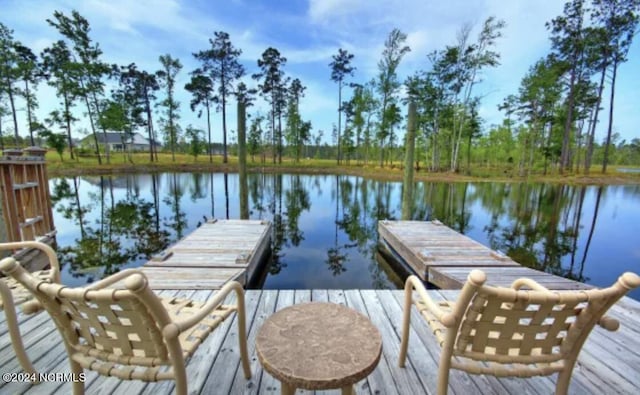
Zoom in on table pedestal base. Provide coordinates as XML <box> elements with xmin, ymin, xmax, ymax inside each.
<box><xmin>281</xmin><ymin>383</ymin><xmax>354</xmax><ymax>395</ymax></box>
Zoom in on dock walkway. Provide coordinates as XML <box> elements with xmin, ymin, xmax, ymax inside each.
<box><xmin>139</xmin><ymin>219</ymin><xmax>271</xmax><ymax>289</ymax></box>
<box><xmin>378</xmin><ymin>220</ymin><xmax>592</xmax><ymax>290</ymax></box>
<box><xmin>1</xmin><ymin>289</ymin><xmax>638</xmax><ymax>394</ymax></box>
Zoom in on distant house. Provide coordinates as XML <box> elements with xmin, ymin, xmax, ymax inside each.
<box><xmin>80</xmin><ymin>132</ymin><xmax>160</xmax><ymax>152</ymax></box>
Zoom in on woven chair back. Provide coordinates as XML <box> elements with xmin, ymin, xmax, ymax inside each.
<box><xmin>454</xmin><ymin>281</ymin><xmax>629</xmax><ymax>366</ymax></box>
<box><xmin>18</xmin><ymin>273</ymin><xmax>170</xmax><ymax>363</ymax></box>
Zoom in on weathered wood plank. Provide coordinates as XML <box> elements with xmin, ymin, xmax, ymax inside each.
<box><xmin>294</xmin><ymin>289</ymin><xmax>312</xmax><ymax>304</ymax></box>
<box><xmin>136</xmin><ymin>267</ymin><xmax>244</xmax><ymax>289</ymax></box>
<box><xmin>359</xmin><ymin>290</ymin><xmax>426</xmax><ymax>395</ymax></box>
<box><xmin>141</xmin><ymin>220</ymin><xmax>271</xmax><ymax>290</ymax></box>
<box><xmin>378</xmin><ymin>222</ymin><xmax>428</xmax><ymax>280</ymax></box>
<box><xmin>429</xmin><ymin>266</ymin><xmax>593</xmax><ymax>291</ymax></box>
<box><xmin>0</xmin><ymin>290</ymin><xmax>638</xmax><ymax>395</ymax></box>
<box><xmin>229</xmin><ymin>290</ymin><xmax>277</xmax><ymax>395</ymax></box>
<box><xmin>258</xmin><ymin>290</ymin><xmax>295</xmax><ymax>395</ymax></box>
<box><xmin>375</xmin><ymin>289</ymin><xmax>441</xmax><ymax>395</ymax></box>
<box><xmin>0</xmin><ymin>310</ymin><xmax>48</xmax><ymax>353</ymax></box>
<box><xmin>199</xmin><ymin>289</ymin><xmax>261</xmax><ymax>395</ymax></box>
<box><xmin>380</xmin><ymin>220</ymin><xmax>594</xmax><ymax>292</ymax></box>
<box><xmin>344</xmin><ymin>290</ymin><xmax>400</xmax><ymax>395</ymax></box>
<box><xmin>0</xmin><ymin>325</ymin><xmax>66</xmax><ymax>394</ymax></box>
<box><xmin>145</xmin><ymin>255</ymin><xmax>249</xmax><ymax>268</ymax></box>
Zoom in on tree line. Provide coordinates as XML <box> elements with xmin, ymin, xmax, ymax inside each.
<box><xmin>1</xmin><ymin>1</ymin><xmax>639</xmax><ymax>174</ymax></box>
<box><xmin>494</xmin><ymin>0</ymin><xmax>640</xmax><ymax>175</ymax></box>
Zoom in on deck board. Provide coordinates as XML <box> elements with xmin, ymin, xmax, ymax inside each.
<box><xmin>0</xmin><ymin>290</ymin><xmax>638</xmax><ymax>395</ymax></box>
<box><xmin>140</xmin><ymin>219</ymin><xmax>271</xmax><ymax>289</ymax></box>
<box><xmin>378</xmin><ymin>220</ymin><xmax>593</xmax><ymax>291</ymax></box>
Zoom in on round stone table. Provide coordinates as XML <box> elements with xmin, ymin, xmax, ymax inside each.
<box><xmin>255</xmin><ymin>302</ymin><xmax>382</xmax><ymax>395</ymax></box>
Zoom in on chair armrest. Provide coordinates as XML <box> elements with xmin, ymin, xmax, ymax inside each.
<box><xmin>163</xmin><ymin>281</ymin><xmax>244</xmax><ymax>339</ymax></box>
<box><xmin>405</xmin><ymin>275</ymin><xmax>456</xmax><ymax>327</ymax></box>
<box><xmin>0</xmin><ymin>241</ymin><xmax>61</xmax><ymax>283</ymax></box>
<box><xmin>511</xmin><ymin>278</ymin><xmax>550</xmax><ymax>291</ymax></box>
<box><xmin>598</xmin><ymin>315</ymin><xmax>620</xmax><ymax>331</ymax></box>
<box><xmin>85</xmin><ymin>269</ymin><xmax>145</xmax><ymax>290</ymax></box>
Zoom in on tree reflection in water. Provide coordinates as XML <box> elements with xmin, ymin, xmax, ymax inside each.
<box><xmin>51</xmin><ymin>175</ymin><xmax>170</xmax><ymax>282</ymax></box>
<box><xmin>49</xmin><ymin>173</ymin><xmax>635</xmax><ymax>293</ymax></box>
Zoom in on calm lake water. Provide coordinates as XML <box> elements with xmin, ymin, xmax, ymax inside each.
<box><xmin>50</xmin><ymin>173</ymin><xmax>640</xmax><ymax>301</ymax></box>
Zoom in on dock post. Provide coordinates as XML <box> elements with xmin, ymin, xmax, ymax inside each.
<box><xmin>237</xmin><ymin>97</ymin><xmax>248</xmax><ymax>220</ymax></box>
<box><xmin>401</xmin><ymin>101</ymin><xmax>417</xmax><ymax>220</ymax></box>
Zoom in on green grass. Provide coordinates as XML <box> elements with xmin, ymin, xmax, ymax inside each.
<box><xmin>43</xmin><ymin>150</ymin><xmax>640</xmax><ymax>185</ymax></box>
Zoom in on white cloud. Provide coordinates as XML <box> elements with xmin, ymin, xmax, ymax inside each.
<box><xmin>308</xmin><ymin>0</ymin><xmax>366</xmax><ymax>24</ymax></box>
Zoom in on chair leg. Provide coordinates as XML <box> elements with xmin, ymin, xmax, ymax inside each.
<box><xmin>0</xmin><ymin>283</ymin><xmax>37</xmax><ymax>379</ymax></box>
<box><xmin>235</xmin><ymin>293</ymin><xmax>252</xmax><ymax>379</ymax></box>
<box><xmin>69</xmin><ymin>360</ymin><xmax>85</xmax><ymax>395</ymax></box>
<box><xmin>437</xmin><ymin>352</ymin><xmax>452</xmax><ymax>395</ymax></box>
<box><xmin>554</xmin><ymin>362</ymin><xmax>576</xmax><ymax>395</ymax></box>
<box><xmin>398</xmin><ymin>284</ymin><xmax>412</xmax><ymax>368</ymax></box>
<box><xmin>167</xmin><ymin>340</ymin><xmax>188</xmax><ymax>395</ymax></box>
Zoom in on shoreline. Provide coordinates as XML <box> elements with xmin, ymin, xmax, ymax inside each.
<box><xmin>47</xmin><ymin>161</ymin><xmax>640</xmax><ymax>185</ymax></box>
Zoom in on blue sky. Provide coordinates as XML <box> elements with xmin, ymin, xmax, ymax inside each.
<box><xmin>3</xmin><ymin>0</ymin><xmax>640</xmax><ymax>145</ymax></box>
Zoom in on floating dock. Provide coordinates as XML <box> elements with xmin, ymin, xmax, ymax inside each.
<box><xmin>139</xmin><ymin>219</ymin><xmax>271</xmax><ymax>289</ymax></box>
<box><xmin>378</xmin><ymin>220</ymin><xmax>592</xmax><ymax>290</ymax></box>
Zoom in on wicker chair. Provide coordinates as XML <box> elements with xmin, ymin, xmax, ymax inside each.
<box><xmin>398</xmin><ymin>269</ymin><xmax>640</xmax><ymax>395</ymax></box>
<box><xmin>0</xmin><ymin>241</ymin><xmax>60</xmax><ymax>378</ymax></box>
<box><xmin>0</xmin><ymin>257</ymin><xmax>252</xmax><ymax>395</ymax></box>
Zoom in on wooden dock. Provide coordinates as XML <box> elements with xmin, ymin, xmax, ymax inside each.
<box><xmin>1</xmin><ymin>289</ymin><xmax>638</xmax><ymax>394</ymax></box>
<box><xmin>378</xmin><ymin>220</ymin><xmax>593</xmax><ymax>290</ymax></box>
<box><xmin>140</xmin><ymin>219</ymin><xmax>271</xmax><ymax>289</ymax></box>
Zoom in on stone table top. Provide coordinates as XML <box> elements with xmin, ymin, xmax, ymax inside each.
<box><xmin>255</xmin><ymin>302</ymin><xmax>382</xmax><ymax>390</ymax></box>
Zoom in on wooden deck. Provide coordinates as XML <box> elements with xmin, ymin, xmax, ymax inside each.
<box><xmin>140</xmin><ymin>219</ymin><xmax>271</xmax><ymax>289</ymax></box>
<box><xmin>1</xmin><ymin>289</ymin><xmax>638</xmax><ymax>394</ymax></box>
<box><xmin>378</xmin><ymin>220</ymin><xmax>592</xmax><ymax>290</ymax></box>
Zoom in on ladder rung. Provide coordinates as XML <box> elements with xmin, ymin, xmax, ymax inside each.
<box><xmin>20</xmin><ymin>216</ymin><xmax>43</xmax><ymax>228</ymax></box>
<box><xmin>13</xmin><ymin>182</ymin><xmax>39</xmax><ymax>190</ymax></box>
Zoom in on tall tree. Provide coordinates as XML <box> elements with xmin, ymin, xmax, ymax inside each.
<box><xmin>253</xmin><ymin>47</ymin><xmax>287</xmax><ymax>163</ymax></box>
<box><xmin>349</xmin><ymin>81</ymin><xmax>377</xmax><ymax>165</ymax></box>
<box><xmin>592</xmin><ymin>0</ymin><xmax>640</xmax><ymax>173</ymax></box>
<box><xmin>157</xmin><ymin>54</ymin><xmax>182</xmax><ymax>162</ymax></box>
<box><xmin>582</xmin><ymin>26</ymin><xmax>609</xmax><ymax>174</ymax></box>
<box><xmin>41</xmin><ymin>40</ymin><xmax>79</xmax><ymax>159</ymax></box>
<box><xmin>376</xmin><ymin>28</ymin><xmax>410</xmax><ymax>167</ymax></box>
<box><xmin>248</xmin><ymin>113</ymin><xmax>265</xmax><ymax>162</ymax></box>
<box><xmin>14</xmin><ymin>44</ymin><xmax>41</xmax><ymax>146</ymax></box>
<box><xmin>547</xmin><ymin>0</ymin><xmax>586</xmax><ymax>173</ymax></box>
<box><xmin>449</xmin><ymin>17</ymin><xmax>505</xmax><ymax>171</ymax></box>
<box><xmin>119</xmin><ymin>63</ymin><xmax>161</xmax><ymax>162</ymax></box>
<box><xmin>329</xmin><ymin>49</ymin><xmax>355</xmax><ymax>164</ymax></box>
<box><xmin>48</xmin><ymin>10</ymin><xmax>111</xmax><ymax>164</ymax></box>
<box><xmin>184</xmin><ymin>125</ymin><xmax>205</xmax><ymax>161</ymax></box>
<box><xmin>39</xmin><ymin>129</ymin><xmax>66</xmax><ymax>160</ymax></box>
<box><xmin>194</xmin><ymin>31</ymin><xmax>244</xmax><ymax>163</ymax></box>
<box><xmin>0</xmin><ymin>93</ymin><xmax>9</xmax><ymax>148</ymax></box>
<box><xmin>511</xmin><ymin>57</ymin><xmax>563</xmax><ymax>176</ymax></box>
<box><xmin>0</xmin><ymin>23</ymin><xmax>21</xmax><ymax>145</ymax></box>
<box><xmin>285</xmin><ymin>78</ymin><xmax>306</xmax><ymax>162</ymax></box>
<box><xmin>185</xmin><ymin>70</ymin><xmax>216</xmax><ymax>163</ymax></box>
